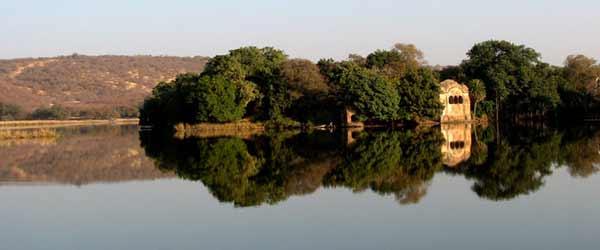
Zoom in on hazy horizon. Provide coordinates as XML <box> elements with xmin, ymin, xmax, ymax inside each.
<box><xmin>2</xmin><ymin>0</ymin><xmax>599</xmax><ymax>66</ymax></box>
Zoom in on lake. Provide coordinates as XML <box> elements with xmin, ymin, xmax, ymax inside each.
<box><xmin>1</xmin><ymin>124</ymin><xmax>599</xmax><ymax>250</ymax></box>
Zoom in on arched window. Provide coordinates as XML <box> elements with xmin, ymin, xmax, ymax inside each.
<box><xmin>450</xmin><ymin>141</ymin><xmax>465</xmax><ymax>149</ymax></box>
<box><xmin>449</xmin><ymin>96</ymin><xmax>465</xmax><ymax>105</ymax></box>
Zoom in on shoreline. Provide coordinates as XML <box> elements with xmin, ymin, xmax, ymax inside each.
<box><xmin>0</xmin><ymin>118</ymin><xmax>139</xmax><ymax>130</ymax></box>
<box><xmin>174</xmin><ymin>121</ymin><xmax>265</xmax><ymax>139</ymax></box>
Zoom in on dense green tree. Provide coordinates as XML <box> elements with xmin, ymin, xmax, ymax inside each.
<box><xmin>460</xmin><ymin>40</ymin><xmax>561</xmax><ymax>119</ymax></box>
<box><xmin>437</xmin><ymin>65</ymin><xmax>464</xmax><ymax>81</ymax></box>
<box><xmin>186</xmin><ymin>75</ymin><xmax>246</xmax><ymax>123</ymax></box>
<box><xmin>366</xmin><ymin>50</ymin><xmax>404</xmax><ymax>71</ymax></box>
<box><xmin>519</xmin><ymin>63</ymin><xmax>562</xmax><ymax>114</ymax></box>
<box><xmin>395</xmin><ymin>68</ymin><xmax>443</xmax><ymax>121</ymax></box>
<box><xmin>320</xmin><ymin>61</ymin><xmax>402</xmax><ymax>121</ymax></box>
<box><xmin>139</xmin><ymin>73</ymin><xmax>249</xmax><ymax>126</ymax></box>
<box><xmin>319</xmin><ymin>52</ymin><xmax>442</xmax><ymax>122</ymax></box>
<box><xmin>202</xmin><ymin>46</ymin><xmax>289</xmax><ymax>119</ymax></box>
<box><xmin>139</xmin><ymin>74</ymin><xmax>198</xmax><ymax>127</ymax></box>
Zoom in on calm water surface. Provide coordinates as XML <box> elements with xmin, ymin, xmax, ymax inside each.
<box><xmin>1</xmin><ymin>124</ymin><xmax>599</xmax><ymax>250</ymax></box>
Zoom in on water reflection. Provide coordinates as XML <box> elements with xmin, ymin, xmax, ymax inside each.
<box><xmin>447</xmin><ymin>124</ymin><xmax>600</xmax><ymax>200</ymax></box>
<box><xmin>140</xmin><ymin>128</ymin><xmax>445</xmax><ymax>207</ymax></box>
<box><xmin>2</xmin><ymin>123</ymin><xmax>599</xmax><ymax>206</ymax></box>
<box><xmin>441</xmin><ymin>123</ymin><xmax>471</xmax><ymax>167</ymax></box>
<box><xmin>140</xmin><ymin>124</ymin><xmax>600</xmax><ymax>207</ymax></box>
<box><xmin>0</xmin><ymin>125</ymin><xmax>171</xmax><ymax>185</ymax></box>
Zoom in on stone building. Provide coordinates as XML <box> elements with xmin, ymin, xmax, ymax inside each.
<box><xmin>439</xmin><ymin>80</ymin><xmax>471</xmax><ymax>123</ymax></box>
<box><xmin>343</xmin><ymin>107</ymin><xmax>365</xmax><ymax>128</ymax></box>
<box><xmin>342</xmin><ymin>79</ymin><xmax>471</xmax><ymax>127</ymax></box>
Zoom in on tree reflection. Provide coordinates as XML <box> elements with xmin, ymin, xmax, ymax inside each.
<box><xmin>558</xmin><ymin>126</ymin><xmax>600</xmax><ymax>177</ymax></box>
<box><xmin>141</xmin><ymin>124</ymin><xmax>600</xmax><ymax>207</ymax></box>
<box><xmin>448</xmin><ymin>126</ymin><xmax>561</xmax><ymax>200</ymax></box>
<box><xmin>140</xmin><ymin>130</ymin><xmax>342</xmax><ymax>207</ymax></box>
<box><xmin>324</xmin><ymin>129</ymin><xmax>443</xmax><ymax>205</ymax></box>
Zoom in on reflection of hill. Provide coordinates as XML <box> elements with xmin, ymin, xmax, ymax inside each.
<box><xmin>0</xmin><ymin>125</ymin><xmax>172</xmax><ymax>185</ymax></box>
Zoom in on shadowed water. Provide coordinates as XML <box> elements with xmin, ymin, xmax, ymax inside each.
<box><xmin>1</xmin><ymin>124</ymin><xmax>599</xmax><ymax>250</ymax></box>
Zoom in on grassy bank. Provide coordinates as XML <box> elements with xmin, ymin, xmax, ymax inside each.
<box><xmin>0</xmin><ymin>118</ymin><xmax>139</xmax><ymax>129</ymax></box>
<box><xmin>0</xmin><ymin>128</ymin><xmax>59</xmax><ymax>140</ymax></box>
<box><xmin>174</xmin><ymin>120</ymin><xmax>265</xmax><ymax>139</ymax></box>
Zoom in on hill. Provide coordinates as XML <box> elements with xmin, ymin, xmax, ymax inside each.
<box><xmin>0</xmin><ymin>54</ymin><xmax>208</xmax><ymax>119</ymax></box>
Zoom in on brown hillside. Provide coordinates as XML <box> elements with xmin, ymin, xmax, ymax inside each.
<box><xmin>0</xmin><ymin>54</ymin><xmax>208</xmax><ymax>113</ymax></box>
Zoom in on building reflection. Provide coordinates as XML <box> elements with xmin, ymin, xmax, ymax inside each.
<box><xmin>441</xmin><ymin>123</ymin><xmax>472</xmax><ymax>167</ymax></box>
<box><xmin>345</xmin><ymin>127</ymin><xmax>364</xmax><ymax>145</ymax></box>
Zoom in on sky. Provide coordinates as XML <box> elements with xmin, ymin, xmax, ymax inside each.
<box><xmin>1</xmin><ymin>0</ymin><xmax>599</xmax><ymax>66</ymax></box>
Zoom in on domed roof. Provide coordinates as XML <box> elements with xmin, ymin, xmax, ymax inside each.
<box><xmin>439</xmin><ymin>79</ymin><xmax>469</xmax><ymax>93</ymax></box>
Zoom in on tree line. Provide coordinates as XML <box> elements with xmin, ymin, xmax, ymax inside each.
<box><xmin>0</xmin><ymin>102</ymin><xmax>139</xmax><ymax>121</ymax></box>
<box><xmin>442</xmin><ymin>40</ymin><xmax>600</xmax><ymax>121</ymax></box>
<box><xmin>140</xmin><ymin>40</ymin><xmax>600</xmax><ymax>127</ymax></box>
<box><xmin>139</xmin><ymin>43</ymin><xmax>443</xmax><ymax>127</ymax></box>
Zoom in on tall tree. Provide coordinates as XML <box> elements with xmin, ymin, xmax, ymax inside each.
<box><xmin>347</xmin><ymin>54</ymin><xmax>367</xmax><ymax>67</ymax></box>
<box><xmin>564</xmin><ymin>54</ymin><xmax>600</xmax><ymax>95</ymax></box>
<box><xmin>279</xmin><ymin>58</ymin><xmax>329</xmax><ymax>99</ymax></box>
<box><xmin>201</xmin><ymin>46</ymin><xmax>289</xmax><ymax>119</ymax></box>
<box><xmin>460</xmin><ymin>40</ymin><xmax>559</xmax><ymax>119</ymax></box>
<box><xmin>468</xmin><ymin>79</ymin><xmax>486</xmax><ymax>118</ymax></box>
<box><xmin>393</xmin><ymin>43</ymin><xmax>426</xmax><ymax>66</ymax></box>
<box><xmin>365</xmin><ymin>43</ymin><xmax>426</xmax><ymax>79</ymax></box>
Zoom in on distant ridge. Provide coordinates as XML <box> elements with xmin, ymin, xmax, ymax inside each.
<box><xmin>0</xmin><ymin>54</ymin><xmax>208</xmax><ymax>115</ymax></box>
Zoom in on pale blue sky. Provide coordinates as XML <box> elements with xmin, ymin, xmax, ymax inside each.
<box><xmin>1</xmin><ymin>0</ymin><xmax>599</xmax><ymax>65</ymax></box>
